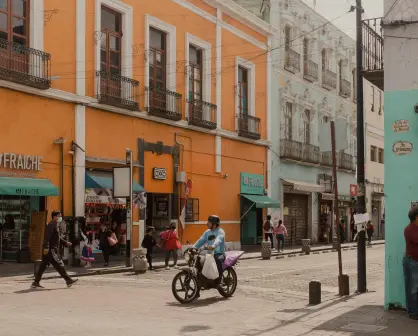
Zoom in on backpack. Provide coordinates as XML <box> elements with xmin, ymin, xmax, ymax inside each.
<box><xmin>264</xmin><ymin>220</ymin><xmax>271</xmax><ymax>231</ymax></box>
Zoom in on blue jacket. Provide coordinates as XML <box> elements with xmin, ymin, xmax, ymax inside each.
<box><xmin>194</xmin><ymin>227</ymin><xmax>225</xmax><ymax>255</ymax></box>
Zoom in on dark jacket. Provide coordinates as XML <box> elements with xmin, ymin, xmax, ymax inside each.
<box><xmin>43</xmin><ymin>220</ymin><xmax>70</xmax><ymax>253</ymax></box>
<box><xmin>142</xmin><ymin>235</ymin><xmax>156</xmax><ymax>253</ymax></box>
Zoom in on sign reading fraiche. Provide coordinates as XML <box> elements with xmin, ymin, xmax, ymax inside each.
<box><xmin>153</xmin><ymin>167</ymin><xmax>167</xmax><ymax>180</ymax></box>
<box><xmin>0</xmin><ymin>152</ymin><xmax>42</xmax><ymax>171</ymax></box>
<box><xmin>240</xmin><ymin>172</ymin><xmax>264</xmax><ymax>195</ymax></box>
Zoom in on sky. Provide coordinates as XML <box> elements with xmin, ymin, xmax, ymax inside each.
<box><xmin>301</xmin><ymin>0</ymin><xmax>384</xmax><ymax>39</ymax></box>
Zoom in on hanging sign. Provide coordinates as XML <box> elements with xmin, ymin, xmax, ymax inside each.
<box><xmin>392</xmin><ymin>120</ymin><xmax>410</xmax><ymax>133</ymax></box>
<box><xmin>392</xmin><ymin>141</ymin><xmax>413</xmax><ymax>156</ymax></box>
<box><xmin>350</xmin><ymin>184</ymin><xmax>358</xmax><ymax>197</ymax></box>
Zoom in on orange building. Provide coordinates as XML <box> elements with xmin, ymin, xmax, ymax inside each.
<box><xmin>0</xmin><ymin>0</ymin><xmax>278</xmax><ymax>263</ymax></box>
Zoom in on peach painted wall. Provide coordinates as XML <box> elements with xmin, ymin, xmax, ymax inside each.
<box><xmin>222</xmin><ymin>13</ymin><xmax>267</xmax><ymax>44</ymax></box>
<box><xmin>0</xmin><ymin>89</ymin><xmax>75</xmax><ymax>215</ymax></box>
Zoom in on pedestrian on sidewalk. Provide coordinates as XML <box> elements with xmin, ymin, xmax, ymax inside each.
<box><xmin>273</xmin><ymin>220</ymin><xmax>287</xmax><ymax>252</ymax></box>
<box><xmin>340</xmin><ymin>219</ymin><xmax>346</xmax><ymax>244</ymax></box>
<box><xmin>31</xmin><ymin>211</ymin><xmax>78</xmax><ymax>289</ymax></box>
<box><xmin>403</xmin><ymin>207</ymin><xmax>418</xmax><ymax>320</ymax></box>
<box><xmin>142</xmin><ymin>226</ymin><xmax>157</xmax><ymax>270</ymax></box>
<box><xmin>161</xmin><ymin>223</ymin><xmax>181</xmax><ymax>270</ymax></box>
<box><xmin>366</xmin><ymin>220</ymin><xmax>374</xmax><ymax>244</ymax></box>
<box><xmin>80</xmin><ymin>231</ymin><xmax>95</xmax><ymax>268</ymax></box>
<box><xmin>264</xmin><ymin>215</ymin><xmax>274</xmax><ymax>249</ymax></box>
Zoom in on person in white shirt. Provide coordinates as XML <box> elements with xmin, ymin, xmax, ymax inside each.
<box><xmin>264</xmin><ymin>215</ymin><xmax>274</xmax><ymax>248</ymax></box>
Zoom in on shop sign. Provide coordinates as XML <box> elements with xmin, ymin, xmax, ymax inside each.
<box><xmin>153</xmin><ymin>167</ymin><xmax>166</xmax><ymax>180</ymax></box>
<box><xmin>392</xmin><ymin>120</ymin><xmax>409</xmax><ymax>133</ymax></box>
<box><xmin>240</xmin><ymin>173</ymin><xmax>264</xmax><ymax>195</ymax></box>
<box><xmin>0</xmin><ymin>152</ymin><xmax>42</xmax><ymax>171</ymax></box>
<box><xmin>350</xmin><ymin>184</ymin><xmax>358</xmax><ymax>197</ymax></box>
<box><xmin>392</xmin><ymin>141</ymin><xmax>413</xmax><ymax>156</ymax></box>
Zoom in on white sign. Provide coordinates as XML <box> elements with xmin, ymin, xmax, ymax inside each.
<box><xmin>0</xmin><ymin>152</ymin><xmax>42</xmax><ymax>171</ymax></box>
<box><xmin>153</xmin><ymin>167</ymin><xmax>166</xmax><ymax>180</ymax></box>
<box><xmin>113</xmin><ymin>167</ymin><xmax>131</xmax><ymax>198</ymax></box>
<box><xmin>354</xmin><ymin>213</ymin><xmax>369</xmax><ymax>224</ymax></box>
<box><xmin>392</xmin><ymin>120</ymin><xmax>410</xmax><ymax>133</ymax></box>
<box><xmin>392</xmin><ymin>141</ymin><xmax>413</xmax><ymax>156</ymax></box>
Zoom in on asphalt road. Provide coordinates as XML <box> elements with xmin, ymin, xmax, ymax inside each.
<box><xmin>0</xmin><ymin>245</ymin><xmax>385</xmax><ymax>336</ymax></box>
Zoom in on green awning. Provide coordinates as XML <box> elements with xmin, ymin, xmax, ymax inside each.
<box><xmin>241</xmin><ymin>194</ymin><xmax>280</xmax><ymax>208</ymax></box>
<box><xmin>85</xmin><ymin>172</ymin><xmax>145</xmax><ymax>193</ymax></box>
<box><xmin>0</xmin><ymin>177</ymin><xmax>59</xmax><ymax>196</ymax></box>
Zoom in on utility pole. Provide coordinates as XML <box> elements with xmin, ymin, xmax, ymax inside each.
<box><xmin>125</xmin><ymin>149</ymin><xmax>133</xmax><ymax>267</ymax></box>
<box><xmin>356</xmin><ymin>0</ymin><xmax>367</xmax><ymax>293</ymax></box>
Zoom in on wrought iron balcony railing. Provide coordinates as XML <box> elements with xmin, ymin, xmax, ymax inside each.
<box><xmin>322</xmin><ymin>69</ymin><xmax>337</xmax><ymax>90</ymax></box>
<box><xmin>0</xmin><ymin>38</ymin><xmax>51</xmax><ymax>89</ymax></box>
<box><xmin>362</xmin><ymin>18</ymin><xmax>384</xmax><ymax>90</ymax></box>
<box><xmin>146</xmin><ymin>87</ymin><xmax>182</xmax><ymax>121</ymax></box>
<box><xmin>187</xmin><ymin>97</ymin><xmax>217</xmax><ymax>130</ymax></box>
<box><xmin>303</xmin><ymin>60</ymin><xmax>318</xmax><ymax>82</ymax></box>
<box><xmin>280</xmin><ymin>139</ymin><xmax>320</xmax><ymax>164</ymax></box>
<box><xmin>96</xmin><ymin>70</ymin><xmax>140</xmax><ymax>111</ymax></box>
<box><xmin>285</xmin><ymin>49</ymin><xmax>301</xmax><ymax>73</ymax></box>
<box><xmin>237</xmin><ymin>113</ymin><xmax>261</xmax><ymax>140</ymax></box>
<box><xmin>340</xmin><ymin>78</ymin><xmax>351</xmax><ymax>98</ymax></box>
<box><xmin>321</xmin><ymin>151</ymin><xmax>356</xmax><ymax>171</ymax></box>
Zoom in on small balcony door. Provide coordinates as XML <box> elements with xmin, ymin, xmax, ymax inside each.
<box><xmin>188</xmin><ymin>45</ymin><xmax>204</xmax><ymax>120</ymax></box>
<box><xmin>148</xmin><ymin>27</ymin><xmax>167</xmax><ymax>111</ymax></box>
<box><xmin>0</xmin><ymin>0</ymin><xmax>29</xmax><ymax>74</ymax></box>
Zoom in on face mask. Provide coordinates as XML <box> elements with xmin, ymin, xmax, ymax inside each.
<box><xmin>57</xmin><ymin>217</ymin><xmax>63</xmax><ymax>223</ymax></box>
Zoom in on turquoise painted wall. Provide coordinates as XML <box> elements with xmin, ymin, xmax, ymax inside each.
<box><xmin>384</xmin><ymin>89</ymin><xmax>418</xmax><ymax>309</ymax></box>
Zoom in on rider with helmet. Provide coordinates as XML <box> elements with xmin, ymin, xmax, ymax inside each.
<box><xmin>194</xmin><ymin>215</ymin><xmax>225</xmax><ymax>283</ymax></box>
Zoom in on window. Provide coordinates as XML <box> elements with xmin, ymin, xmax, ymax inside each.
<box><xmin>100</xmin><ymin>6</ymin><xmax>122</xmax><ymax>75</ymax></box>
<box><xmin>338</xmin><ymin>60</ymin><xmax>343</xmax><ymax>83</ymax></box>
<box><xmin>353</xmin><ymin>138</ymin><xmax>357</xmax><ymax>157</ymax></box>
<box><xmin>378</xmin><ymin>90</ymin><xmax>382</xmax><ymax>115</ymax></box>
<box><xmin>184</xmin><ymin>198</ymin><xmax>199</xmax><ymax>222</ymax></box>
<box><xmin>303</xmin><ymin>109</ymin><xmax>310</xmax><ymax>144</ymax></box>
<box><xmin>284</xmin><ymin>25</ymin><xmax>291</xmax><ymax>51</ymax></box>
<box><xmin>149</xmin><ymin>28</ymin><xmax>166</xmax><ymax>90</ymax></box>
<box><xmin>238</xmin><ymin>66</ymin><xmax>248</xmax><ymax>115</ymax></box>
<box><xmin>371</xmin><ymin>86</ymin><xmax>375</xmax><ymax>111</ymax></box>
<box><xmin>188</xmin><ymin>45</ymin><xmax>202</xmax><ymax>102</ymax></box>
<box><xmin>0</xmin><ymin>0</ymin><xmax>29</xmax><ymax>46</ymax></box>
<box><xmin>303</xmin><ymin>38</ymin><xmax>309</xmax><ymax>62</ymax></box>
<box><xmin>370</xmin><ymin>145</ymin><xmax>376</xmax><ymax>162</ymax></box>
<box><xmin>284</xmin><ymin>102</ymin><xmax>293</xmax><ymax>140</ymax></box>
<box><xmin>378</xmin><ymin>148</ymin><xmax>384</xmax><ymax>164</ymax></box>
<box><xmin>321</xmin><ymin>49</ymin><xmax>328</xmax><ymax>71</ymax></box>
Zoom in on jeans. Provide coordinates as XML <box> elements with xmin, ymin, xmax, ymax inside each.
<box><xmin>403</xmin><ymin>255</ymin><xmax>418</xmax><ymax>314</ymax></box>
<box><xmin>146</xmin><ymin>253</ymin><xmax>153</xmax><ymax>269</ymax></box>
<box><xmin>276</xmin><ymin>234</ymin><xmax>285</xmax><ymax>250</ymax></box>
<box><xmin>367</xmin><ymin>229</ymin><xmax>373</xmax><ymax>243</ymax></box>
<box><xmin>264</xmin><ymin>233</ymin><xmax>274</xmax><ymax>248</ymax></box>
<box><xmin>165</xmin><ymin>249</ymin><xmax>178</xmax><ymax>267</ymax></box>
<box><xmin>102</xmin><ymin>247</ymin><xmax>110</xmax><ymax>264</ymax></box>
<box><xmin>214</xmin><ymin>253</ymin><xmax>225</xmax><ymax>284</ymax></box>
<box><xmin>34</xmin><ymin>250</ymin><xmax>72</xmax><ymax>283</ymax></box>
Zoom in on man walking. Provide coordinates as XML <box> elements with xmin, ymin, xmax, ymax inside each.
<box><xmin>264</xmin><ymin>215</ymin><xmax>274</xmax><ymax>249</ymax></box>
<box><xmin>31</xmin><ymin>211</ymin><xmax>78</xmax><ymax>289</ymax></box>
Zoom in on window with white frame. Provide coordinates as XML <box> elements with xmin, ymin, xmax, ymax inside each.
<box><xmin>235</xmin><ymin>57</ymin><xmax>255</xmax><ymax>119</ymax></box>
<box><xmin>284</xmin><ymin>102</ymin><xmax>293</xmax><ymax>140</ymax></box>
<box><xmin>303</xmin><ymin>109</ymin><xmax>310</xmax><ymax>144</ymax></box>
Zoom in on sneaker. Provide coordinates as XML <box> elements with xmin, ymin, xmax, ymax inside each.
<box><xmin>173</xmin><ymin>265</ymin><xmax>179</xmax><ymax>269</ymax></box>
<box><xmin>30</xmin><ymin>282</ymin><xmax>44</xmax><ymax>289</ymax></box>
<box><xmin>148</xmin><ymin>266</ymin><xmax>153</xmax><ymax>271</ymax></box>
<box><xmin>66</xmin><ymin>279</ymin><xmax>78</xmax><ymax>288</ymax></box>
<box><xmin>165</xmin><ymin>266</ymin><xmax>170</xmax><ymax>270</ymax></box>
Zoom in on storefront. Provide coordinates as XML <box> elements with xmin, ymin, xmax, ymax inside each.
<box><xmin>0</xmin><ymin>153</ymin><xmax>60</xmax><ymax>262</ymax></box>
<box><xmin>239</xmin><ymin>173</ymin><xmax>279</xmax><ymax>245</ymax></box>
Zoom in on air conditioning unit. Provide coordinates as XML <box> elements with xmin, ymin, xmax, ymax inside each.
<box><xmin>176</xmin><ymin>171</ymin><xmax>186</xmax><ymax>183</ymax></box>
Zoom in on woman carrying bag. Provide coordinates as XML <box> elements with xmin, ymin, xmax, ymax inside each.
<box><xmin>161</xmin><ymin>223</ymin><xmax>181</xmax><ymax>270</ymax></box>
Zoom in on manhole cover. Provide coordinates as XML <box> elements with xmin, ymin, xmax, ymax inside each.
<box><xmin>340</xmin><ymin>323</ymin><xmax>387</xmax><ymax>333</ymax></box>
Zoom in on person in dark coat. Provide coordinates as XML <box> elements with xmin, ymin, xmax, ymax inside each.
<box><xmin>98</xmin><ymin>224</ymin><xmax>112</xmax><ymax>267</ymax></box>
<box><xmin>31</xmin><ymin>211</ymin><xmax>78</xmax><ymax>289</ymax></box>
<box><xmin>142</xmin><ymin>227</ymin><xmax>157</xmax><ymax>270</ymax></box>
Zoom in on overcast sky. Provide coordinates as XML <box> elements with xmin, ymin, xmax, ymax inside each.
<box><xmin>301</xmin><ymin>0</ymin><xmax>384</xmax><ymax>39</ymax></box>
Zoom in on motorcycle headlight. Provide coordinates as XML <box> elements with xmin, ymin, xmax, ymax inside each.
<box><xmin>184</xmin><ymin>252</ymin><xmax>191</xmax><ymax>262</ymax></box>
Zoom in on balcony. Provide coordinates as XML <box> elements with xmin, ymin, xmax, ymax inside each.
<box><xmin>146</xmin><ymin>87</ymin><xmax>182</xmax><ymax>121</ymax></box>
<box><xmin>303</xmin><ymin>60</ymin><xmax>318</xmax><ymax>82</ymax></box>
<box><xmin>0</xmin><ymin>38</ymin><xmax>51</xmax><ymax>89</ymax></box>
<box><xmin>340</xmin><ymin>78</ymin><xmax>351</xmax><ymax>98</ymax></box>
<box><xmin>321</xmin><ymin>151</ymin><xmax>356</xmax><ymax>171</ymax></box>
<box><xmin>322</xmin><ymin>69</ymin><xmax>337</xmax><ymax>90</ymax></box>
<box><xmin>280</xmin><ymin>139</ymin><xmax>321</xmax><ymax>164</ymax></box>
<box><xmin>187</xmin><ymin>98</ymin><xmax>217</xmax><ymax>130</ymax></box>
<box><xmin>96</xmin><ymin>70</ymin><xmax>140</xmax><ymax>111</ymax></box>
<box><xmin>362</xmin><ymin>18</ymin><xmax>383</xmax><ymax>90</ymax></box>
<box><xmin>237</xmin><ymin>113</ymin><xmax>261</xmax><ymax>140</ymax></box>
<box><xmin>285</xmin><ymin>49</ymin><xmax>301</xmax><ymax>73</ymax></box>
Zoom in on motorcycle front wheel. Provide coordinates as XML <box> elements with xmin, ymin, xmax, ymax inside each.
<box><xmin>172</xmin><ymin>270</ymin><xmax>199</xmax><ymax>304</ymax></box>
<box><xmin>217</xmin><ymin>267</ymin><xmax>238</xmax><ymax>298</ymax></box>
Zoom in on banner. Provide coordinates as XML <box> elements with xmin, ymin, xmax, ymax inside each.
<box><xmin>179</xmin><ymin>179</ymin><xmax>193</xmax><ymax>229</ymax></box>
<box><xmin>84</xmin><ymin>188</ymin><xmax>147</xmax><ymax>209</ymax></box>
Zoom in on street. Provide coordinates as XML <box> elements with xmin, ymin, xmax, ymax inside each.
<box><xmin>0</xmin><ymin>246</ymin><xmax>392</xmax><ymax>336</ymax></box>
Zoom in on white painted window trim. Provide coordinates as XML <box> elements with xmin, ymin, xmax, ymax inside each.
<box><xmin>184</xmin><ymin>33</ymin><xmax>212</xmax><ymax>120</ymax></box>
<box><xmin>144</xmin><ymin>15</ymin><xmax>176</xmax><ymax>108</ymax></box>
<box><xmin>30</xmin><ymin>0</ymin><xmax>44</xmax><ymax>51</ymax></box>
<box><xmin>235</xmin><ymin>56</ymin><xmax>256</xmax><ymax>131</ymax></box>
<box><xmin>94</xmin><ymin>0</ymin><xmax>133</xmax><ymax>97</ymax></box>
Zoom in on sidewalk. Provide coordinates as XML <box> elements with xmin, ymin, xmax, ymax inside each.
<box><xmin>0</xmin><ymin>240</ymin><xmax>384</xmax><ymax>280</ymax></box>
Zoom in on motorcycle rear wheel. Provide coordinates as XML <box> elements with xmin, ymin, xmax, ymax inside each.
<box><xmin>172</xmin><ymin>270</ymin><xmax>199</xmax><ymax>304</ymax></box>
<box><xmin>217</xmin><ymin>267</ymin><xmax>237</xmax><ymax>298</ymax></box>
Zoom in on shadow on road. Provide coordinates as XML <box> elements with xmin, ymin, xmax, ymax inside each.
<box><xmin>14</xmin><ymin>288</ymin><xmax>65</xmax><ymax>294</ymax></box>
<box><xmin>166</xmin><ymin>296</ymin><xmax>229</xmax><ymax>309</ymax></box>
<box><xmin>179</xmin><ymin>325</ymin><xmax>212</xmax><ymax>333</ymax></box>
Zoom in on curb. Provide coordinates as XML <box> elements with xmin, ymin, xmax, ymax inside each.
<box><xmin>31</xmin><ymin>241</ymin><xmax>385</xmax><ymax>281</ymax></box>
